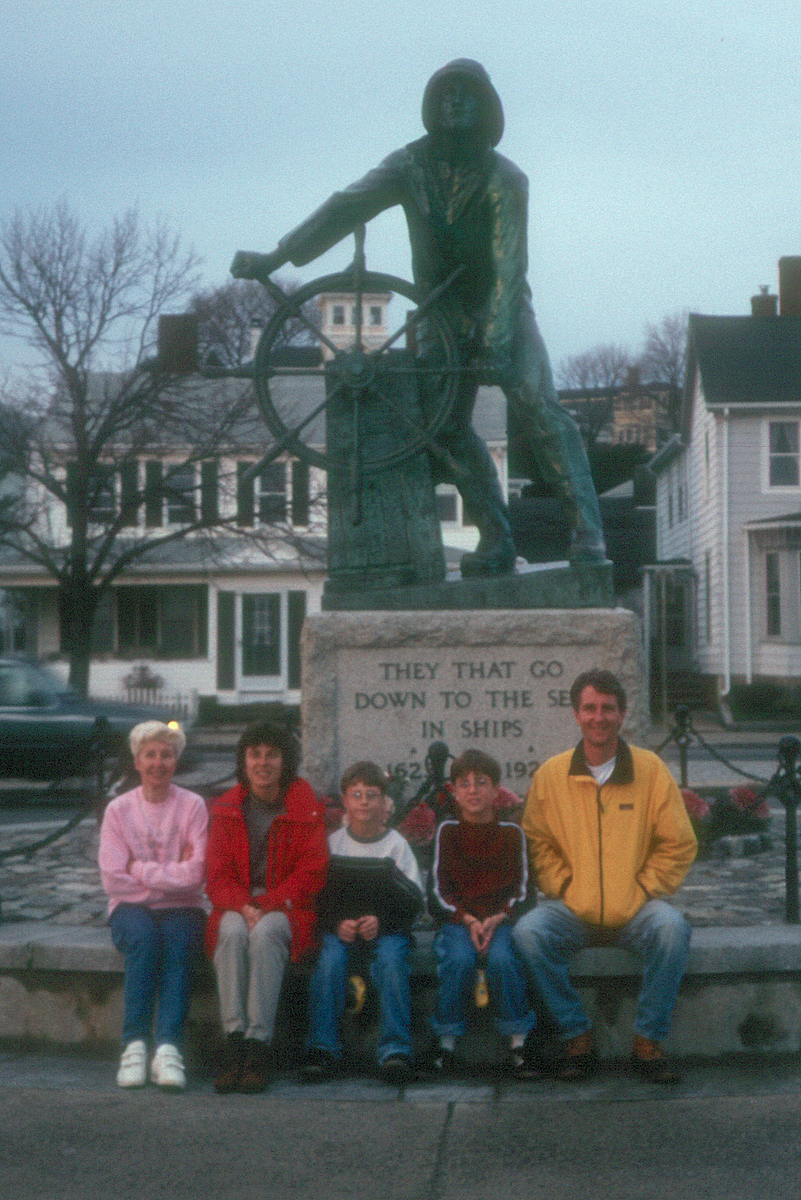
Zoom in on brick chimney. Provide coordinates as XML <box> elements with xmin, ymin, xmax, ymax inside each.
<box><xmin>779</xmin><ymin>258</ymin><xmax>801</xmax><ymax>316</ymax></box>
<box><xmin>751</xmin><ymin>285</ymin><xmax>778</xmax><ymax>317</ymax></box>
<box><xmin>157</xmin><ymin>314</ymin><xmax>199</xmax><ymax>373</ymax></box>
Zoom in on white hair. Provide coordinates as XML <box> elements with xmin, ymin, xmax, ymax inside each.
<box><xmin>129</xmin><ymin>720</ymin><xmax>186</xmax><ymax>758</ymax></box>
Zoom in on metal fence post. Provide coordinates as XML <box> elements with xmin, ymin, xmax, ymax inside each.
<box><xmin>672</xmin><ymin>705</ymin><xmax>691</xmax><ymax>789</ymax></box>
<box><xmin>768</xmin><ymin>736</ymin><xmax>801</xmax><ymax>924</ymax></box>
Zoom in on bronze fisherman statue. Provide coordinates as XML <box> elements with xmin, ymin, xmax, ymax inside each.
<box><xmin>233</xmin><ymin>60</ymin><xmax>606</xmax><ymax>576</ymax></box>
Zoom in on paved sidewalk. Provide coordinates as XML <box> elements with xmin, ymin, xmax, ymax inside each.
<box><xmin>2</xmin><ymin>1048</ymin><xmax>801</xmax><ymax>1200</ymax></box>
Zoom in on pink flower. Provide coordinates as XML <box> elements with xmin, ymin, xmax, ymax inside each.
<box><xmin>728</xmin><ymin>785</ymin><xmax>771</xmax><ymax>823</ymax></box>
<box><xmin>681</xmin><ymin>789</ymin><xmax>711</xmax><ymax>823</ymax></box>
<box><xmin>396</xmin><ymin>802</ymin><xmax>437</xmax><ymax>846</ymax></box>
<box><xmin>494</xmin><ymin>785</ymin><xmax>522</xmax><ymax>810</ymax></box>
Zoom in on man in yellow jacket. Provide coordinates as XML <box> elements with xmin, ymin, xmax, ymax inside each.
<box><xmin>513</xmin><ymin>668</ymin><xmax>697</xmax><ymax>1083</ymax></box>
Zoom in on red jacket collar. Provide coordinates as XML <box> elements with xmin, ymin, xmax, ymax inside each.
<box><xmin>212</xmin><ymin>777</ymin><xmax>322</xmax><ymax>823</ymax></box>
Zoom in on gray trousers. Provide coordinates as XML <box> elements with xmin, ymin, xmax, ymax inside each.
<box><xmin>213</xmin><ymin>910</ymin><xmax>292</xmax><ymax>1043</ymax></box>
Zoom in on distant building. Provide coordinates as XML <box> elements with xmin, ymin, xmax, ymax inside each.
<box><xmin>317</xmin><ymin>291</ymin><xmax>392</xmax><ymax>358</ymax></box>
<box><xmin>558</xmin><ymin>371</ymin><xmax>673</xmax><ymax>453</ymax></box>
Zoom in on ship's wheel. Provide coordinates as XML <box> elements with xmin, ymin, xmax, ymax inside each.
<box><xmin>250</xmin><ymin>226</ymin><xmax>466</xmax><ymax>477</ymax></box>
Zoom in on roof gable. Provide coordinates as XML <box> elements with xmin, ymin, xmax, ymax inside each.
<box><xmin>689</xmin><ymin>313</ymin><xmax>801</xmax><ymax>406</ymax></box>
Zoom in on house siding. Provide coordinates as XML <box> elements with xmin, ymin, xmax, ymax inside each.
<box><xmin>656</xmin><ymin>347</ymin><xmax>801</xmax><ymax>694</ymax></box>
<box><xmin>728</xmin><ymin>410</ymin><xmax>801</xmax><ymax>677</ymax></box>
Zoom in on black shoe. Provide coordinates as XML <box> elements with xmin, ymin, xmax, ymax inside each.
<box><xmin>432</xmin><ymin>1046</ymin><xmax>458</xmax><ymax>1076</ymax></box>
<box><xmin>508</xmin><ymin>1047</ymin><xmax>544</xmax><ymax>1081</ymax></box>
<box><xmin>378</xmin><ymin>1055</ymin><xmax>414</xmax><ymax>1086</ymax></box>
<box><xmin>569</xmin><ymin>530</ymin><xmax>607</xmax><ymax>565</ymax></box>
<box><xmin>300</xmin><ymin>1048</ymin><xmax>340</xmax><ymax>1083</ymax></box>
<box><xmin>461</xmin><ymin>536</ymin><xmax>516</xmax><ymax>578</ymax></box>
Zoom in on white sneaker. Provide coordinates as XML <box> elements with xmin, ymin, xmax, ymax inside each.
<box><xmin>116</xmin><ymin>1040</ymin><xmax>147</xmax><ymax>1088</ymax></box>
<box><xmin>150</xmin><ymin>1043</ymin><xmax>186</xmax><ymax>1091</ymax></box>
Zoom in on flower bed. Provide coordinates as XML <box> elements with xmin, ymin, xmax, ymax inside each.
<box><xmin>681</xmin><ymin>784</ymin><xmax>772</xmax><ymax>853</ymax></box>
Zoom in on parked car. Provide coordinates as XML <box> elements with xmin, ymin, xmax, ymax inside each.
<box><xmin>0</xmin><ymin>657</ymin><xmax>184</xmax><ymax>782</ymax></box>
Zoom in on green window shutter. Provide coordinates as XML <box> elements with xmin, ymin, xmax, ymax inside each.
<box><xmin>145</xmin><ymin>461</ymin><xmax>163</xmax><ymax>527</ymax></box>
<box><xmin>288</xmin><ymin>590</ymin><xmax>306</xmax><ymax>689</ymax></box>
<box><xmin>291</xmin><ymin>460</ymin><xmax>310</xmax><ymax>526</ymax></box>
<box><xmin>201</xmin><ymin>460</ymin><xmax>219</xmax><ymax>522</ymax></box>
<box><xmin>198</xmin><ymin>585</ymin><xmax>208</xmax><ymax>656</ymax></box>
<box><xmin>90</xmin><ymin>589</ymin><xmax>115</xmax><ymax>654</ymax></box>
<box><xmin>120</xmin><ymin>460</ymin><xmax>139</xmax><ymax>527</ymax></box>
<box><xmin>237</xmin><ymin>462</ymin><xmax>254</xmax><ymax>526</ymax></box>
<box><xmin>217</xmin><ymin>591</ymin><xmax>235</xmax><ymax>690</ymax></box>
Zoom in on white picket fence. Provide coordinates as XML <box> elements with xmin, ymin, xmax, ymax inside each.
<box><xmin>97</xmin><ymin>688</ymin><xmax>200</xmax><ymax>725</ymax></box>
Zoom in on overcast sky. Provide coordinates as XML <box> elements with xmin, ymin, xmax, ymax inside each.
<box><xmin>4</xmin><ymin>0</ymin><xmax>801</xmax><ymax>379</ymax></box>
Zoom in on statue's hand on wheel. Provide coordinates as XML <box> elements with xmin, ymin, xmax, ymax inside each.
<box><xmin>230</xmin><ymin>249</ymin><xmax>286</xmax><ymax>283</ymax></box>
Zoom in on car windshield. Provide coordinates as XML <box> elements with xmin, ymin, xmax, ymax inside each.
<box><xmin>0</xmin><ymin>660</ymin><xmax>72</xmax><ymax>707</ymax></box>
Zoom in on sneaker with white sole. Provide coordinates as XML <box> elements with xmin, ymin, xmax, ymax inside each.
<box><xmin>116</xmin><ymin>1039</ymin><xmax>147</xmax><ymax>1088</ymax></box>
<box><xmin>150</xmin><ymin>1043</ymin><xmax>186</xmax><ymax>1091</ymax></box>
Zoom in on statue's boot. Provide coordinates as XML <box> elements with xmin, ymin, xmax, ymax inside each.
<box><xmin>569</xmin><ymin>526</ymin><xmax>607</xmax><ymax>564</ymax></box>
<box><xmin>436</xmin><ymin>421</ymin><xmax>517</xmax><ymax>578</ymax></box>
<box><xmin>456</xmin><ymin>461</ymin><xmax>517</xmax><ymax>578</ymax></box>
<box><xmin>461</xmin><ymin>529</ymin><xmax>517</xmax><ymax>577</ymax></box>
<box><xmin>508</xmin><ymin>382</ymin><xmax>608</xmax><ymax>565</ymax></box>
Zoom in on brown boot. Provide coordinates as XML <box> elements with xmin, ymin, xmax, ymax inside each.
<box><xmin>630</xmin><ymin>1034</ymin><xmax>681</xmax><ymax>1084</ymax></box>
<box><xmin>238</xmin><ymin>1039</ymin><xmax>275</xmax><ymax>1093</ymax></box>
<box><xmin>214</xmin><ymin>1032</ymin><xmax>245</xmax><ymax>1095</ymax></box>
<box><xmin>557</xmin><ymin>1032</ymin><xmax>596</xmax><ymax>1081</ymax></box>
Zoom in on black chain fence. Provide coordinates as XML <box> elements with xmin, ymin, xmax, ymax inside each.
<box><xmin>3</xmin><ymin>711</ymin><xmax>801</xmax><ymax>922</ymax></box>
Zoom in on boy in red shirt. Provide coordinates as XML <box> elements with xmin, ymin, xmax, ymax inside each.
<box><xmin>430</xmin><ymin>749</ymin><xmax>537</xmax><ymax>1076</ymax></box>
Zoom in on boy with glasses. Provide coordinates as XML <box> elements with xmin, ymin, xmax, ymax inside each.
<box><xmin>301</xmin><ymin>761</ymin><xmax>423</xmax><ymax>1085</ymax></box>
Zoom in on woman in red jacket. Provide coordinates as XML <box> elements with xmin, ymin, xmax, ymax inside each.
<box><xmin>206</xmin><ymin>721</ymin><xmax>328</xmax><ymax>1093</ymax></box>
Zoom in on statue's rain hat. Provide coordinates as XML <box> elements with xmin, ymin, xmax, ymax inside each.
<box><xmin>421</xmin><ymin>59</ymin><xmax>504</xmax><ymax>147</ymax></box>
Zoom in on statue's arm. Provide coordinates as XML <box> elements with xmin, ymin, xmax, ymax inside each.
<box><xmin>481</xmin><ymin>162</ymin><xmax>531</xmax><ymax>366</ymax></box>
<box><xmin>231</xmin><ymin>151</ymin><xmax>407</xmax><ymax>281</ymax></box>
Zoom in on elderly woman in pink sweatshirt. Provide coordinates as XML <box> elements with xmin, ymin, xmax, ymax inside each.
<box><xmin>99</xmin><ymin>720</ymin><xmax>208</xmax><ymax>1091</ymax></box>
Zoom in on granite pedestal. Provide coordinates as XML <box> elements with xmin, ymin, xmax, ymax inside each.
<box><xmin>301</xmin><ymin>605</ymin><xmax>643</xmax><ymax>799</ymax></box>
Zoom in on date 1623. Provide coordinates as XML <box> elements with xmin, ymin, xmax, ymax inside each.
<box><xmin>387</xmin><ymin>759</ymin><xmax>539</xmax><ymax>784</ymax></box>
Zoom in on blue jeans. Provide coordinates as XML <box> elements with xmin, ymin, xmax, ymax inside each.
<box><xmin>512</xmin><ymin>899</ymin><xmax>691</xmax><ymax>1043</ymax></box>
<box><xmin>430</xmin><ymin>922</ymin><xmax>536</xmax><ymax>1038</ymax></box>
<box><xmin>109</xmin><ymin>904</ymin><xmax>205</xmax><ymax>1049</ymax></box>
<box><xmin>307</xmin><ymin>932</ymin><xmax>413</xmax><ymax>1065</ymax></box>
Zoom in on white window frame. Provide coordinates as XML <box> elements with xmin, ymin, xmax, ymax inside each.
<box><xmin>165</xmin><ymin>462</ymin><xmax>197</xmax><ymax>525</ymax></box>
<box><xmin>236</xmin><ymin>590</ymin><xmax>286</xmax><ymax>693</ymax></box>
<box><xmin>766</xmin><ymin>550</ymin><xmax>782</xmax><ymax>638</ymax></box>
<box><xmin>255</xmin><ymin>462</ymin><xmax>288</xmax><ymax>524</ymax></box>
<box><xmin>764</xmin><ymin>419</ymin><xmax>801</xmax><ymax>491</ymax></box>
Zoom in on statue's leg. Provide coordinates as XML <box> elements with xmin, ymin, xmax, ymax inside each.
<box><xmin>437</xmin><ymin>376</ymin><xmax>516</xmax><ymax>577</ymax></box>
<box><xmin>508</xmin><ymin>314</ymin><xmax>606</xmax><ymax>563</ymax></box>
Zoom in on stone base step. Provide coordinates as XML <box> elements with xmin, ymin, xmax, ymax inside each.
<box><xmin>1</xmin><ymin>923</ymin><xmax>800</xmax><ymax>1062</ymax></box>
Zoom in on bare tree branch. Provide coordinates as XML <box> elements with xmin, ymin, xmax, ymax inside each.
<box><xmin>640</xmin><ymin>311</ymin><xmax>688</xmax><ymax>430</ymax></box>
<box><xmin>0</xmin><ymin>201</ymin><xmax>322</xmax><ymax>693</ymax></box>
<box><xmin>190</xmin><ymin>278</ymin><xmax>321</xmax><ymax>368</ymax></box>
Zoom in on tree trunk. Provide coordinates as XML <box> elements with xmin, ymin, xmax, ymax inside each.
<box><xmin>63</xmin><ymin>577</ymin><xmax>98</xmax><ymax>697</ymax></box>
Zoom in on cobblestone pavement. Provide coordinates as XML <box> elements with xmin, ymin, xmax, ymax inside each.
<box><xmin>2</xmin><ymin>720</ymin><xmax>797</xmax><ymax>928</ymax></box>
<box><xmin>0</xmin><ymin>795</ymin><xmax>795</xmax><ymax>930</ymax></box>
